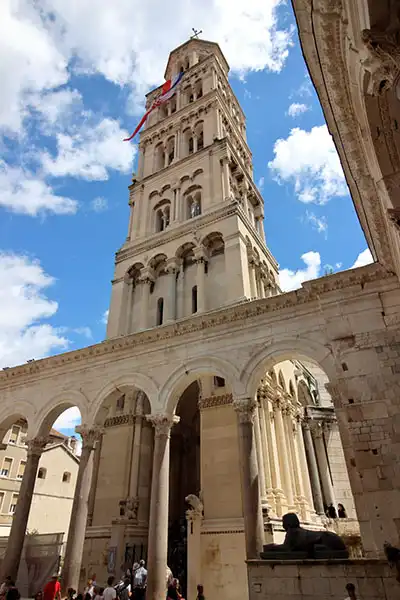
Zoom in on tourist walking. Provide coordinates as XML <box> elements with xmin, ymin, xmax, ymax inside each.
<box><xmin>43</xmin><ymin>576</ymin><xmax>61</xmax><ymax>600</ymax></box>
<box><xmin>132</xmin><ymin>560</ymin><xmax>147</xmax><ymax>600</ymax></box>
<box><xmin>103</xmin><ymin>577</ymin><xmax>116</xmax><ymax>600</ymax></box>
<box><xmin>5</xmin><ymin>582</ymin><xmax>20</xmax><ymax>600</ymax></box>
<box><xmin>0</xmin><ymin>577</ymin><xmax>11</xmax><ymax>599</ymax></box>
<box><xmin>338</xmin><ymin>503</ymin><xmax>347</xmax><ymax>518</ymax></box>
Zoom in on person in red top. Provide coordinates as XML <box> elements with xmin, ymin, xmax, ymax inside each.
<box><xmin>43</xmin><ymin>576</ymin><xmax>61</xmax><ymax>600</ymax></box>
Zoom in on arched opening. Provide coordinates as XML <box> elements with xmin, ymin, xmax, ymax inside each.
<box><xmin>155</xmin><ymin>208</ymin><xmax>163</xmax><ymax>232</ymax></box>
<box><xmin>188</xmin><ymin>135</ymin><xmax>194</xmax><ymax>155</ymax></box>
<box><xmin>168</xmin><ymin>381</ymin><xmax>200</xmax><ymax>595</ymax></box>
<box><xmin>248</xmin><ymin>352</ymin><xmax>361</xmax><ymax>558</ymax></box>
<box><xmin>195</xmin><ymin>122</ymin><xmax>204</xmax><ymax>152</ymax></box>
<box><xmin>191</xmin><ymin>285</ymin><xmax>198</xmax><ymax>313</ymax></box>
<box><xmin>194</xmin><ymin>80</ymin><xmax>203</xmax><ymax>99</ymax></box>
<box><xmin>88</xmin><ymin>384</ymin><xmax>153</xmax><ymax>574</ymax></box>
<box><xmin>156</xmin><ymin>297</ymin><xmax>164</xmax><ymax>326</ymax></box>
<box><xmin>187</xmin><ymin>190</ymin><xmax>201</xmax><ymax>219</ymax></box>
<box><xmin>154</xmin><ymin>202</ymin><xmax>171</xmax><ymax>233</ymax></box>
<box><xmin>166</xmin><ymin>137</ymin><xmax>175</xmax><ymax>165</ymax></box>
<box><xmin>155</xmin><ymin>143</ymin><xmax>165</xmax><ymax>172</ymax></box>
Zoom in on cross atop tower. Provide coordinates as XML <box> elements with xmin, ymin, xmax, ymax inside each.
<box><xmin>190</xmin><ymin>28</ymin><xmax>202</xmax><ymax>40</ymax></box>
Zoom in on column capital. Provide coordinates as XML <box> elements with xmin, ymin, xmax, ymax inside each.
<box><xmin>139</xmin><ymin>267</ymin><xmax>155</xmax><ymax>284</ymax></box>
<box><xmin>26</xmin><ymin>437</ymin><xmax>49</xmax><ymax>457</ymax></box>
<box><xmin>75</xmin><ymin>426</ymin><xmax>104</xmax><ymax>450</ymax></box>
<box><xmin>233</xmin><ymin>397</ymin><xmax>257</xmax><ymax>424</ymax></box>
<box><xmin>166</xmin><ymin>257</ymin><xmax>182</xmax><ymax>274</ymax></box>
<box><xmin>193</xmin><ymin>245</ymin><xmax>208</xmax><ymax>263</ymax></box>
<box><xmin>310</xmin><ymin>420</ymin><xmax>323</xmax><ymax>439</ymax></box>
<box><xmin>146</xmin><ymin>413</ymin><xmax>180</xmax><ymax>437</ymax></box>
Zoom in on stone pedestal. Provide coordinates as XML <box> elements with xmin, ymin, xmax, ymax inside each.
<box><xmin>61</xmin><ymin>427</ymin><xmax>103</xmax><ymax>594</ymax></box>
<box><xmin>146</xmin><ymin>414</ymin><xmax>179</xmax><ymax>600</ymax></box>
<box><xmin>1</xmin><ymin>437</ymin><xmax>48</xmax><ymax>581</ymax></box>
<box><xmin>233</xmin><ymin>397</ymin><xmax>264</xmax><ymax>559</ymax></box>
<box><xmin>186</xmin><ymin>509</ymin><xmax>202</xmax><ymax>600</ymax></box>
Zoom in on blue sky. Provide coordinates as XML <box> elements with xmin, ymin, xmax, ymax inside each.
<box><xmin>0</xmin><ymin>0</ymin><xmax>371</xmax><ymax>435</ymax></box>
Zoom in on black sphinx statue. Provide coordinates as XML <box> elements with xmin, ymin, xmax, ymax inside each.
<box><xmin>261</xmin><ymin>513</ymin><xmax>349</xmax><ymax>560</ymax></box>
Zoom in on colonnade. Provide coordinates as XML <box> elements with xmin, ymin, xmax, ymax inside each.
<box><xmin>255</xmin><ymin>387</ymin><xmax>336</xmax><ymax>519</ymax></box>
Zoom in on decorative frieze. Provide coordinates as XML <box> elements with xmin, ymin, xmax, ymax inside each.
<box><xmin>104</xmin><ymin>414</ymin><xmax>136</xmax><ymax>428</ymax></box>
<box><xmin>198</xmin><ymin>393</ymin><xmax>232</xmax><ymax>410</ymax></box>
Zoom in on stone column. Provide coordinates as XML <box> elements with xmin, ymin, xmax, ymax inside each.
<box><xmin>303</xmin><ymin>421</ymin><xmax>325</xmax><ymax>515</ymax></box>
<box><xmin>174</xmin><ymin>186</ymin><xmax>181</xmax><ymax>221</ymax></box>
<box><xmin>248</xmin><ymin>257</ymin><xmax>257</xmax><ymax>298</ymax></box>
<box><xmin>257</xmin><ymin>402</ymin><xmax>274</xmax><ymax>507</ymax></box>
<box><xmin>87</xmin><ymin>432</ymin><xmax>103</xmax><ymax>526</ymax></box>
<box><xmin>273</xmin><ymin>398</ymin><xmax>294</xmax><ymax>509</ymax></box>
<box><xmin>1</xmin><ymin>437</ymin><xmax>48</xmax><ymax>581</ymax></box>
<box><xmin>139</xmin><ymin>269</ymin><xmax>154</xmax><ymax>331</ymax></box>
<box><xmin>287</xmin><ymin>412</ymin><xmax>308</xmax><ymax>519</ymax></box>
<box><xmin>294</xmin><ymin>417</ymin><xmax>315</xmax><ymax>515</ymax></box>
<box><xmin>128</xmin><ymin>392</ymin><xmax>144</xmax><ymax>507</ymax></box>
<box><xmin>253</xmin><ymin>403</ymin><xmax>267</xmax><ymax>500</ymax></box>
<box><xmin>146</xmin><ymin>414</ymin><xmax>179</xmax><ymax>600</ymax></box>
<box><xmin>165</xmin><ymin>258</ymin><xmax>180</xmax><ymax>323</ymax></box>
<box><xmin>312</xmin><ymin>422</ymin><xmax>335</xmax><ymax>508</ymax></box>
<box><xmin>233</xmin><ymin>397</ymin><xmax>264</xmax><ymax>559</ymax></box>
<box><xmin>62</xmin><ymin>427</ymin><xmax>103</xmax><ymax>593</ymax></box>
<box><xmin>263</xmin><ymin>398</ymin><xmax>284</xmax><ymax>515</ymax></box>
<box><xmin>220</xmin><ymin>157</ymin><xmax>230</xmax><ymax>200</ymax></box>
<box><xmin>194</xmin><ymin>248</ymin><xmax>207</xmax><ymax>313</ymax></box>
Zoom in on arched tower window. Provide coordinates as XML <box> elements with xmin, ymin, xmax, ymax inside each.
<box><xmin>192</xmin><ymin>285</ymin><xmax>198</xmax><ymax>313</ymax></box>
<box><xmin>187</xmin><ymin>191</ymin><xmax>201</xmax><ymax>219</ymax></box>
<box><xmin>195</xmin><ymin>122</ymin><xmax>204</xmax><ymax>151</ymax></box>
<box><xmin>188</xmin><ymin>135</ymin><xmax>194</xmax><ymax>155</ymax></box>
<box><xmin>194</xmin><ymin>80</ymin><xmax>203</xmax><ymax>99</ymax></box>
<box><xmin>155</xmin><ymin>203</ymin><xmax>171</xmax><ymax>232</ymax></box>
<box><xmin>155</xmin><ymin>209</ymin><xmax>163</xmax><ymax>232</ymax></box>
<box><xmin>155</xmin><ymin>143</ymin><xmax>165</xmax><ymax>172</ymax></box>
<box><xmin>166</xmin><ymin>137</ymin><xmax>175</xmax><ymax>165</ymax></box>
<box><xmin>156</xmin><ymin>297</ymin><xmax>164</xmax><ymax>326</ymax></box>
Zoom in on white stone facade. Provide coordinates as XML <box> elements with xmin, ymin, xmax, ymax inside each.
<box><xmin>0</xmin><ymin>26</ymin><xmax>399</xmax><ymax>600</ymax></box>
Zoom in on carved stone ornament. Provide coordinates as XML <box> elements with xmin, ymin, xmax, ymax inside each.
<box><xmin>125</xmin><ymin>496</ymin><xmax>139</xmax><ymax>520</ymax></box>
<box><xmin>146</xmin><ymin>414</ymin><xmax>180</xmax><ymax>437</ymax></box>
<box><xmin>185</xmin><ymin>493</ymin><xmax>204</xmax><ymax>521</ymax></box>
<box><xmin>75</xmin><ymin>425</ymin><xmax>104</xmax><ymax>450</ymax></box>
<box><xmin>361</xmin><ymin>26</ymin><xmax>400</xmax><ymax>95</ymax></box>
<box><xmin>198</xmin><ymin>393</ymin><xmax>232</xmax><ymax>410</ymax></box>
<box><xmin>232</xmin><ymin>397</ymin><xmax>257</xmax><ymax>424</ymax></box>
<box><xmin>27</xmin><ymin>437</ymin><xmax>49</xmax><ymax>457</ymax></box>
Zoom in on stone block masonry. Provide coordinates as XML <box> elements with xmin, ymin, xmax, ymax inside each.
<box><xmin>247</xmin><ymin>559</ymin><xmax>397</xmax><ymax>600</ymax></box>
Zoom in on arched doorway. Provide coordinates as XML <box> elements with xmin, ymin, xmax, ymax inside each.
<box><xmin>168</xmin><ymin>381</ymin><xmax>200</xmax><ymax>597</ymax></box>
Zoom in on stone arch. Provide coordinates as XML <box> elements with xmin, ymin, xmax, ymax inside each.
<box><xmin>241</xmin><ymin>337</ymin><xmax>336</xmax><ymax>400</ymax></box>
<box><xmin>201</xmin><ymin>231</ymin><xmax>225</xmax><ymax>256</ymax></box>
<box><xmin>161</xmin><ymin>356</ymin><xmax>243</xmax><ymax>414</ymax></box>
<box><xmin>31</xmin><ymin>389</ymin><xmax>89</xmax><ymax>438</ymax></box>
<box><xmin>0</xmin><ymin>405</ymin><xmax>34</xmax><ymax>444</ymax></box>
<box><xmin>89</xmin><ymin>373</ymin><xmax>159</xmax><ymax>424</ymax></box>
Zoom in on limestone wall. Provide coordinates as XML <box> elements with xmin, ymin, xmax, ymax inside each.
<box><xmin>200</xmin><ymin>531</ymin><xmax>247</xmax><ymax>600</ymax></box>
<box><xmin>247</xmin><ymin>559</ymin><xmax>397</xmax><ymax>600</ymax></box>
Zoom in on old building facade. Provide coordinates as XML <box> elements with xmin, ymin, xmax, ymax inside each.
<box><xmin>0</xmin><ymin>423</ymin><xmax>79</xmax><ymax>539</ymax></box>
<box><xmin>0</xmin><ymin>12</ymin><xmax>399</xmax><ymax>600</ymax></box>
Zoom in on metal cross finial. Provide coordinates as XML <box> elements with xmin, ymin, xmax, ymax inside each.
<box><xmin>190</xmin><ymin>28</ymin><xmax>202</xmax><ymax>39</ymax></box>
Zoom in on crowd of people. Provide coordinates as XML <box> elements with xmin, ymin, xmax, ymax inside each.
<box><xmin>0</xmin><ymin>560</ymin><xmax>205</xmax><ymax>600</ymax></box>
<box><xmin>325</xmin><ymin>503</ymin><xmax>347</xmax><ymax>519</ymax></box>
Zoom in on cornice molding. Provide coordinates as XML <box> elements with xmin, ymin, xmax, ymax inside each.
<box><xmin>0</xmin><ymin>263</ymin><xmax>393</xmax><ymax>387</ymax></box>
<box><xmin>292</xmin><ymin>0</ymin><xmax>394</xmax><ymax>271</ymax></box>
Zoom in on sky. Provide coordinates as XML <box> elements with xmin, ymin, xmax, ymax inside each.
<box><xmin>0</xmin><ymin>0</ymin><xmax>372</xmax><ymax>436</ymax></box>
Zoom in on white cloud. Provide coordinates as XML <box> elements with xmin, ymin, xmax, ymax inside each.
<box><xmin>0</xmin><ymin>0</ymin><xmax>68</xmax><ymax>135</ymax></box>
<box><xmin>91</xmin><ymin>197</ymin><xmax>109</xmax><ymax>212</ymax></box>
<box><xmin>0</xmin><ymin>253</ymin><xmax>68</xmax><ymax>369</ymax></box>
<box><xmin>0</xmin><ymin>0</ymin><xmax>292</xmax><ymax>135</ymax></box>
<box><xmin>0</xmin><ymin>161</ymin><xmax>77</xmax><ymax>216</ymax></box>
<box><xmin>30</xmin><ymin>89</ymin><xmax>82</xmax><ymax>128</ymax></box>
<box><xmin>287</xmin><ymin>103</ymin><xmax>309</xmax><ymax>118</ymax></box>
<box><xmin>279</xmin><ymin>251</ymin><xmax>321</xmax><ymax>292</ymax></box>
<box><xmin>258</xmin><ymin>177</ymin><xmax>265</xmax><ymax>191</ymax></box>
<box><xmin>304</xmin><ymin>210</ymin><xmax>328</xmax><ymax>236</ymax></box>
<box><xmin>73</xmin><ymin>326</ymin><xmax>92</xmax><ymax>339</ymax></box>
<box><xmin>351</xmin><ymin>248</ymin><xmax>373</xmax><ymax>269</ymax></box>
<box><xmin>41</xmin><ymin>118</ymin><xmax>136</xmax><ymax>181</ymax></box>
<box><xmin>53</xmin><ymin>407</ymin><xmax>81</xmax><ymax>432</ymax></box>
<box><xmin>102</xmin><ymin>310</ymin><xmax>109</xmax><ymax>325</ymax></box>
<box><xmin>268</xmin><ymin>125</ymin><xmax>348</xmax><ymax>205</ymax></box>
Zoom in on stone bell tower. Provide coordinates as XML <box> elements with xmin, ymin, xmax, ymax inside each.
<box><xmin>106</xmin><ymin>38</ymin><xmax>279</xmax><ymax>338</ymax></box>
